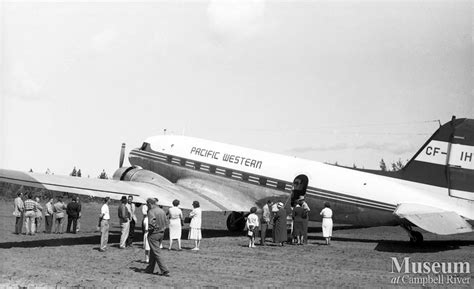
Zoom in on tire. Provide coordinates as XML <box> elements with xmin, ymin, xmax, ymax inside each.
<box><xmin>409</xmin><ymin>231</ymin><xmax>424</xmax><ymax>245</ymax></box>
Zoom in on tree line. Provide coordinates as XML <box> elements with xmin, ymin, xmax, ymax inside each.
<box><xmin>28</xmin><ymin>167</ymin><xmax>110</xmax><ymax>179</ymax></box>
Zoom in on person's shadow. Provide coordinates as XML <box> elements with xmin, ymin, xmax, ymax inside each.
<box><xmin>130</xmin><ymin>267</ymin><xmax>148</xmax><ymax>273</ymax></box>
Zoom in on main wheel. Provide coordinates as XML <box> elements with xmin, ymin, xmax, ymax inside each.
<box><xmin>409</xmin><ymin>231</ymin><xmax>424</xmax><ymax>245</ymax></box>
<box><xmin>226</xmin><ymin>212</ymin><xmax>245</xmax><ymax>232</ymax></box>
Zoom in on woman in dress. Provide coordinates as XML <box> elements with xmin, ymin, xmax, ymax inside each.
<box><xmin>292</xmin><ymin>202</ymin><xmax>305</xmax><ymax>245</ymax></box>
<box><xmin>188</xmin><ymin>201</ymin><xmax>202</xmax><ymax>251</ymax></box>
<box><xmin>273</xmin><ymin>202</ymin><xmax>287</xmax><ymax>246</ymax></box>
<box><xmin>168</xmin><ymin>199</ymin><xmax>183</xmax><ymax>250</ymax></box>
<box><xmin>320</xmin><ymin>202</ymin><xmax>333</xmax><ymax>245</ymax></box>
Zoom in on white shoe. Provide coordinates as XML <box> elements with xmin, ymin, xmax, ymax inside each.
<box><xmin>191</xmin><ymin>247</ymin><xmax>199</xmax><ymax>251</ymax></box>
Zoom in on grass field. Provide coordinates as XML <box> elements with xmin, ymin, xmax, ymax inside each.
<box><xmin>0</xmin><ymin>199</ymin><xmax>473</xmax><ymax>288</ymax></box>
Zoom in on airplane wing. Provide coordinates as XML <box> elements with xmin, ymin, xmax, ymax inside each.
<box><xmin>0</xmin><ymin>169</ymin><xmax>256</xmax><ymax>211</ymax></box>
<box><xmin>394</xmin><ymin>203</ymin><xmax>473</xmax><ymax>235</ymax></box>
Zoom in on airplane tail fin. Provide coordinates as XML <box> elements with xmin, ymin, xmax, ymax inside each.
<box><xmin>401</xmin><ymin>117</ymin><xmax>474</xmax><ymax>198</ymax></box>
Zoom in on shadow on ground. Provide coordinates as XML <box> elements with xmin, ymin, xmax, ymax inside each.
<box><xmin>2</xmin><ymin>225</ymin><xmax>471</xmax><ymax>254</ymax></box>
<box><xmin>373</xmin><ymin>239</ymin><xmax>474</xmax><ymax>253</ymax></box>
<box><xmin>0</xmin><ymin>231</ymin><xmax>121</xmax><ymax>249</ymax></box>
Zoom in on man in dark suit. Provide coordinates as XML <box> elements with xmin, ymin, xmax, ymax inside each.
<box><xmin>66</xmin><ymin>197</ymin><xmax>81</xmax><ymax>233</ymax></box>
<box><xmin>144</xmin><ymin>198</ymin><xmax>170</xmax><ymax>277</ymax></box>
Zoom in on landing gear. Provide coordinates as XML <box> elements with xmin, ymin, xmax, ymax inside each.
<box><xmin>410</xmin><ymin>231</ymin><xmax>424</xmax><ymax>244</ymax></box>
<box><xmin>226</xmin><ymin>212</ymin><xmax>245</xmax><ymax>232</ymax></box>
<box><xmin>401</xmin><ymin>221</ymin><xmax>424</xmax><ymax>245</ymax></box>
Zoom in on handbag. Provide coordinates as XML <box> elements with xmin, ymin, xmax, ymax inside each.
<box><xmin>183</xmin><ymin>217</ymin><xmax>192</xmax><ymax>224</ymax></box>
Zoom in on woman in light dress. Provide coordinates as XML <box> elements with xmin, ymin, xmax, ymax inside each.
<box><xmin>188</xmin><ymin>201</ymin><xmax>202</xmax><ymax>251</ymax></box>
<box><xmin>320</xmin><ymin>202</ymin><xmax>333</xmax><ymax>245</ymax></box>
<box><xmin>168</xmin><ymin>199</ymin><xmax>183</xmax><ymax>250</ymax></box>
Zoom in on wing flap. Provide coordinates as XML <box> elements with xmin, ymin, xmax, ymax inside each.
<box><xmin>176</xmin><ymin>177</ymin><xmax>259</xmax><ymax>212</ymax></box>
<box><xmin>394</xmin><ymin>203</ymin><xmax>473</xmax><ymax>235</ymax></box>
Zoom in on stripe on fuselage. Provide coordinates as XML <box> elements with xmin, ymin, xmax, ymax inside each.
<box><xmin>129</xmin><ymin>149</ymin><xmax>397</xmax><ymax>212</ymax></box>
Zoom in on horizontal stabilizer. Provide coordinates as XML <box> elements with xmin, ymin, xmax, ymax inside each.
<box><xmin>394</xmin><ymin>203</ymin><xmax>473</xmax><ymax>235</ymax></box>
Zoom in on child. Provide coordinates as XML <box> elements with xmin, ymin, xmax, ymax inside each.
<box><xmin>246</xmin><ymin>207</ymin><xmax>259</xmax><ymax>248</ymax></box>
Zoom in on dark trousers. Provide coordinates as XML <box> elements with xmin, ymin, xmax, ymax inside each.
<box><xmin>45</xmin><ymin>215</ymin><xmax>53</xmax><ymax>233</ymax></box>
<box><xmin>66</xmin><ymin>216</ymin><xmax>78</xmax><ymax>233</ymax></box>
<box><xmin>260</xmin><ymin>222</ymin><xmax>269</xmax><ymax>244</ymax></box>
<box><xmin>15</xmin><ymin>215</ymin><xmax>24</xmax><ymax>234</ymax></box>
<box><xmin>127</xmin><ymin>219</ymin><xmax>135</xmax><ymax>246</ymax></box>
<box><xmin>146</xmin><ymin>231</ymin><xmax>169</xmax><ymax>274</ymax></box>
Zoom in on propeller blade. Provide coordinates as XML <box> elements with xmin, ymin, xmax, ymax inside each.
<box><xmin>119</xmin><ymin>143</ymin><xmax>126</xmax><ymax>168</ymax></box>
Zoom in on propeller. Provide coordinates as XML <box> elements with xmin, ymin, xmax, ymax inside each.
<box><xmin>119</xmin><ymin>143</ymin><xmax>126</xmax><ymax>168</ymax></box>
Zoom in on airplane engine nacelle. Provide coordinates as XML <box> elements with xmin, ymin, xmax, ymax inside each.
<box><xmin>112</xmin><ymin>166</ymin><xmax>172</xmax><ymax>188</ymax></box>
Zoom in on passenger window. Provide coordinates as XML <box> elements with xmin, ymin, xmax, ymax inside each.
<box><xmin>194</xmin><ymin>162</ymin><xmax>201</xmax><ymax>170</ymax></box>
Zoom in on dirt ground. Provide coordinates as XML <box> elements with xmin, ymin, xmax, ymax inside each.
<box><xmin>0</xmin><ymin>200</ymin><xmax>472</xmax><ymax>288</ymax></box>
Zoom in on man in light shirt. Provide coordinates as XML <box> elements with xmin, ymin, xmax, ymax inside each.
<box><xmin>23</xmin><ymin>193</ymin><xmax>38</xmax><ymax>235</ymax></box>
<box><xmin>99</xmin><ymin>197</ymin><xmax>111</xmax><ymax>252</ymax></box>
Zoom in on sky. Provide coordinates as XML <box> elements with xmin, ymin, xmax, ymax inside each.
<box><xmin>0</xmin><ymin>0</ymin><xmax>472</xmax><ymax>177</ymax></box>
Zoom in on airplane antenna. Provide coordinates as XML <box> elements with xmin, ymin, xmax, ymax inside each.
<box><xmin>437</xmin><ymin>119</ymin><xmax>442</xmax><ymax>127</ymax></box>
<box><xmin>164</xmin><ymin>129</ymin><xmax>167</xmax><ymax>135</ymax></box>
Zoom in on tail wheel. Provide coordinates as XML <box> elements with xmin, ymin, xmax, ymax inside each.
<box><xmin>409</xmin><ymin>231</ymin><xmax>424</xmax><ymax>245</ymax></box>
<box><xmin>226</xmin><ymin>212</ymin><xmax>245</xmax><ymax>232</ymax></box>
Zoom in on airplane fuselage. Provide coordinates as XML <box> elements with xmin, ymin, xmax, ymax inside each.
<box><xmin>129</xmin><ymin>135</ymin><xmax>474</xmax><ymax>227</ymax></box>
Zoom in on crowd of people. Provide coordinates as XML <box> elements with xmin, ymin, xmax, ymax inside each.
<box><xmin>96</xmin><ymin>196</ymin><xmax>203</xmax><ymax>277</ymax></box>
<box><xmin>13</xmin><ymin>192</ymin><xmax>82</xmax><ymax>235</ymax></box>
<box><xmin>13</xmin><ymin>190</ymin><xmax>333</xmax><ymax>278</ymax></box>
<box><xmin>248</xmin><ymin>196</ymin><xmax>333</xmax><ymax>247</ymax></box>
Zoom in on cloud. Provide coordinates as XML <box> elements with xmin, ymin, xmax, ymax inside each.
<box><xmin>91</xmin><ymin>28</ymin><xmax>120</xmax><ymax>52</ymax></box>
<box><xmin>288</xmin><ymin>141</ymin><xmax>417</xmax><ymax>155</ymax></box>
<box><xmin>207</xmin><ymin>0</ymin><xmax>265</xmax><ymax>44</ymax></box>
<box><xmin>5</xmin><ymin>62</ymin><xmax>43</xmax><ymax>100</ymax></box>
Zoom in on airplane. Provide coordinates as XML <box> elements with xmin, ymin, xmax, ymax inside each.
<box><xmin>0</xmin><ymin>116</ymin><xmax>472</xmax><ymax>244</ymax></box>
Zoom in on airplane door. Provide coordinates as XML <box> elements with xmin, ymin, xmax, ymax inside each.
<box><xmin>290</xmin><ymin>175</ymin><xmax>309</xmax><ymax>207</ymax></box>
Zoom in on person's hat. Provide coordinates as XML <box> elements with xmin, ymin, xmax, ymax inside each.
<box><xmin>121</xmin><ymin>196</ymin><xmax>127</xmax><ymax>201</ymax></box>
<box><xmin>277</xmin><ymin>202</ymin><xmax>284</xmax><ymax>208</ymax></box>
